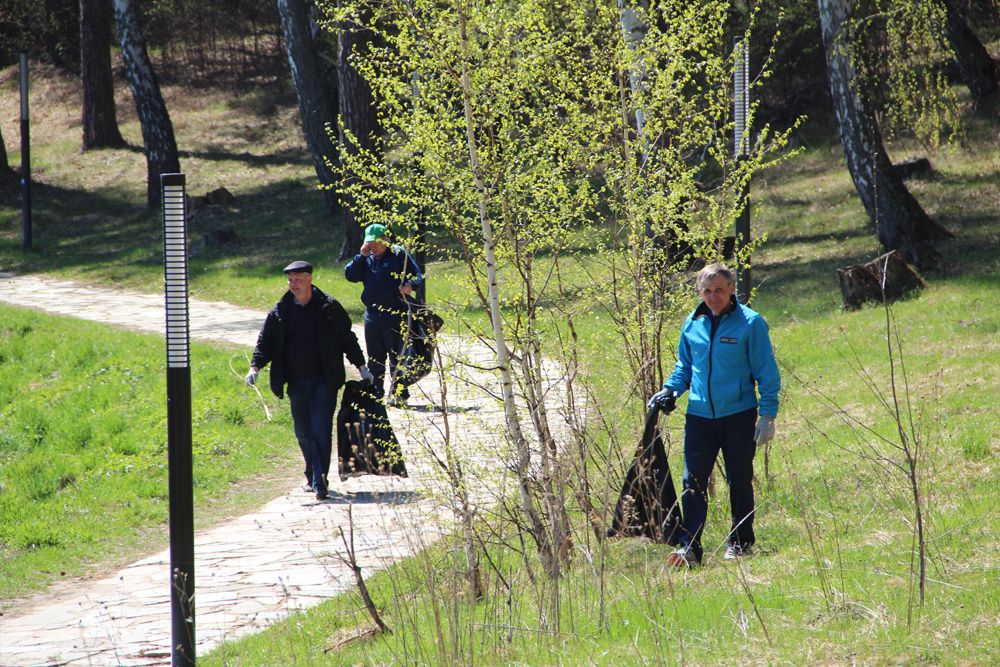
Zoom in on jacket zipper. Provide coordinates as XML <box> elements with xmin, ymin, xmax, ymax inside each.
<box><xmin>707</xmin><ymin>315</ymin><xmax>720</xmax><ymax>417</ymax></box>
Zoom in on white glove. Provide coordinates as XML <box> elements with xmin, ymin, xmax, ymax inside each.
<box><xmin>754</xmin><ymin>416</ymin><xmax>775</xmax><ymax>445</ymax></box>
<box><xmin>245</xmin><ymin>368</ymin><xmax>258</xmax><ymax>387</ymax></box>
<box><xmin>359</xmin><ymin>366</ymin><xmax>374</xmax><ymax>385</ymax></box>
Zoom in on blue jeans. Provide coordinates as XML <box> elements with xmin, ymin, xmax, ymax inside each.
<box><xmin>679</xmin><ymin>407</ymin><xmax>758</xmax><ymax>561</ymax></box>
<box><xmin>286</xmin><ymin>376</ymin><xmax>336</xmax><ymax>494</ymax></box>
<box><xmin>364</xmin><ymin>309</ymin><xmax>405</xmax><ymax>399</ymax></box>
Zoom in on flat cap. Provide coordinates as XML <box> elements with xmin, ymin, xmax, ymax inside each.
<box><xmin>283</xmin><ymin>260</ymin><xmax>313</xmax><ymax>274</ymax></box>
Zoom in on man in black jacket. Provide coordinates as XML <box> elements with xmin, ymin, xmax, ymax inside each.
<box><xmin>246</xmin><ymin>260</ymin><xmax>373</xmax><ymax>500</ymax></box>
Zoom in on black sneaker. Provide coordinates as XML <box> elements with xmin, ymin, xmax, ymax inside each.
<box><xmin>315</xmin><ymin>488</ymin><xmax>329</xmax><ymax>501</ymax></box>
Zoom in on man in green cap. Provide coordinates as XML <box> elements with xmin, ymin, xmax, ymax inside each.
<box><xmin>345</xmin><ymin>224</ymin><xmax>424</xmax><ymax>406</ymax></box>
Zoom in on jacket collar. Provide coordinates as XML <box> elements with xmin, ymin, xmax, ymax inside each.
<box><xmin>693</xmin><ymin>294</ymin><xmax>738</xmax><ymax>320</ymax></box>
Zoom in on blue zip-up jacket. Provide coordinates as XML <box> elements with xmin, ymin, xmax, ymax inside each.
<box><xmin>664</xmin><ymin>296</ymin><xmax>780</xmax><ymax>419</ymax></box>
<box><xmin>344</xmin><ymin>245</ymin><xmax>424</xmax><ymax>313</ymax></box>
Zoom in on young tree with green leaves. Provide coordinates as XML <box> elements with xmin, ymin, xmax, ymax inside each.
<box><xmin>326</xmin><ymin>0</ymin><xmax>797</xmax><ymax>592</ymax></box>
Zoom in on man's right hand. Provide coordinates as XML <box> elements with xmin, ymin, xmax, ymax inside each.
<box><xmin>245</xmin><ymin>368</ymin><xmax>258</xmax><ymax>387</ymax></box>
<box><xmin>360</xmin><ymin>242</ymin><xmax>372</xmax><ymax>257</ymax></box>
<box><xmin>647</xmin><ymin>388</ymin><xmax>676</xmax><ymax>413</ymax></box>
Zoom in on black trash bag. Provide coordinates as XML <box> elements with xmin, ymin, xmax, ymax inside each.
<box><xmin>392</xmin><ymin>298</ymin><xmax>444</xmax><ymax>392</ymax></box>
<box><xmin>607</xmin><ymin>406</ymin><xmax>682</xmax><ymax>545</ymax></box>
<box><xmin>336</xmin><ymin>380</ymin><xmax>408</xmax><ymax>480</ymax></box>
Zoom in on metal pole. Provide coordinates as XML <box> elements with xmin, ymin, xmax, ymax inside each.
<box><xmin>19</xmin><ymin>53</ymin><xmax>31</xmax><ymax>251</ymax></box>
<box><xmin>733</xmin><ymin>38</ymin><xmax>751</xmax><ymax>304</ymax></box>
<box><xmin>162</xmin><ymin>173</ymin><xmax>196</xmax><ymax>666</ymax></box>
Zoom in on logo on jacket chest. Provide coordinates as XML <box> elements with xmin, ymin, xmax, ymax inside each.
<box><xmin>720</xmin><ymin>336</ymin><xmax>739</xmax><ymax>344</ymax></box>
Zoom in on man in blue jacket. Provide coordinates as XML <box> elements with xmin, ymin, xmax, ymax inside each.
<box><xmin>649</xmin><ymin>263</ymin><xmax>780</xmax><ymax>566</ymax></box>
<box><xmin>344</xmin><ymin>224</ymin><xmax>424</xmax><ymax>406</ymax></box>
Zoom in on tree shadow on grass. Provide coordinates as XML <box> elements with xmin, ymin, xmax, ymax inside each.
<box><xmin>113</xmin><ymin>142</ymin><xmax>312</xmax><ymax>169</ymax></box>
<box><xmin>0</xmin><ymin>176</ymin><xmax>346</xmax><ymax>279</ymax></box>
<box><xmin>755</xmin><ymin>197</ymin><xmax>999</xmax><ymax>319</ymax></box>
<box><xmin>763</xmin><ymin>224</ymin><xmax>872</xmax><ymax>248</ymax></box>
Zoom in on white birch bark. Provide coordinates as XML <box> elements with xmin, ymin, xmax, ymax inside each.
<box><xmin>456</xmin><ymin>6</ymin><xmax>555</xmax><ymax>575</ymax></box>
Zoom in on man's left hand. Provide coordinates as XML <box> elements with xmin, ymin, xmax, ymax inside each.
<box><xmin>399</xmin><ymin>283</ymin><xmax>413</xmax><ymax>297</ymax></box>
<box><xmin>754</xmin><ymin>416</ymin><xmax>776</xmax><ymax>445</ymax></box>
<box><xmin>359</xmin><ymin>366</ymin><xmax>374</xmax><ymax>385</ymax></box>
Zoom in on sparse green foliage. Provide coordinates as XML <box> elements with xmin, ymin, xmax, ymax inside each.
<box><xmin>322</xmin><ymin>0</ymin><xmax>801</xmax><ymax>597</ymax></box>
<box><xmin>852</xmin><ymin>0</ymin><xmax>963</xmax><ymax>147</ymax></box>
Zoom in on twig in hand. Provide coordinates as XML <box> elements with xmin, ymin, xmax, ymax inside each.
<box><xmin>228</xmin><ymin>353</ymin><xmax>272</xmax><ymax>421</ymax></box>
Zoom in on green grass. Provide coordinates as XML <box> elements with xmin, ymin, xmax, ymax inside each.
<box><xmin>0</xmin><ymin>305</ymin><xmax>298</xmax><ymax>600</ymax></box>
<box><xmin>1</xmin><ymin>63</ymin><xmax>998</xmax><ymax>664</ymax></box>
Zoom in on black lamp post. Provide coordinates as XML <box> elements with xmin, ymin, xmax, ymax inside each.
<box><xmin>19</xmin><ymin>53</ymin><xmax>31</xmax><ymax>251</ymax></box>
<box><xmin>162</xmin><ymin>173</ymin><xmax>196</xmax><ymax>666</ymax></box>
<box><xmin>734</xmin><ymin>38</ymin><xmax>751</xmax><ymax>304</ymax></box>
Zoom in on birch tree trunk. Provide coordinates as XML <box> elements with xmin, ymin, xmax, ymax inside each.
<box><xmin>618</xmin><ymin>0</ymin><xmax>649</xmax><ymax>150</ymax></box>
<box><xmin>457</xmin><ymin>7</ymin><xmax>556</xmax><ymax>579</ymax></box>
<box><xmin>277</xmin><ymin>0</ymin><xmax>342</xmax><ymax>232</ymax></box>
<box><xmin>941</xmin><ymin>0</ymin><xmax>998</xmax><ymax>100</ymax></box>
<box><xmin>81</xmin><ymin>0</ymin><xmax>125</xmax><ymax>150</ymax></box>
<box><xmin>817</xmin><ymin>0</ymin><xmax>952</xmax><ymax>270</ymax></box>
<box><xmin>112</xmin><ymin>0</ymin><xmax>180</xmax><ymax>209</ymax></box>
<box><xmin>336</xmin><ymin>0</ymin><xmax>380</xmax><ymax>259</ymax></box>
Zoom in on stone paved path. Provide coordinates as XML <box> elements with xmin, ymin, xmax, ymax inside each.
<box><xmin>0</xmin><ymin>273</ymin><xmax>511</xmax><ymax>666</ymax></box>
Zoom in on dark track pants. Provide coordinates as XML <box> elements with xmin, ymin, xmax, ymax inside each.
<box><xmin>364</xmin><ymin>309</ymin><xmax>405</xmax><ymax>400</ymax></box>
<box><xmin>679</xmin><ymin>407</ymin><xmax>758</xmax><ymax>561</ymax></box>
<box><xmin>287</xmin><ymin>376</ymin><xmax>336</xmax><ymax>495</ymax></box>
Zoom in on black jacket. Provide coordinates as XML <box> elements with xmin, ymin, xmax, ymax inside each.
<box><xmin>251</xmin><ymin>286</ymin><xmax>366</xmax><ymax>399</ymax></box>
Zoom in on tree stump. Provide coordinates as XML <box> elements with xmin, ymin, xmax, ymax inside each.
<box><xmin>205</xmin><ymin>187</ymin><xmax>235</xmax><ymax>206</ymax></box>
<box><xmin>894</xmin><ymin>157</ymin><xmax>934</xmax><ymax>180</ymax></box>
<box><xmin>837</xmin><ymin>250</ymin><xmax>926</xmax><ymax>311</ymax></box>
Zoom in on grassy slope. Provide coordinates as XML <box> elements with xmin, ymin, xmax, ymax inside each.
<box><xmin>0</xmin><ymin>306</ymin><xmax>299</xmax><ymax>599</ymax></box>
<box><xmin>1</xmin><ymin>65</ymin><xmax>997</xmax><ymax>663</ymax></box>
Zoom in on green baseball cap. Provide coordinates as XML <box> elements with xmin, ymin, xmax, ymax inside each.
<box><xmin>364</xmin><ymin>224</ymin><xmax>388</xmax><ymax>243</ymax></box>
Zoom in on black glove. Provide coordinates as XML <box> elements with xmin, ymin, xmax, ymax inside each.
<box><xmin>647</xmin><ymin>388</ymin><xmax>677</xmax><ymax>414</ymax></box>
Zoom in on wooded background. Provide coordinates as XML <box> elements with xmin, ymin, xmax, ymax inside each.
<box><xmin>1</xmin><ymin>0</ymin><xmax>997</xmax><ymax>265</ymax></box>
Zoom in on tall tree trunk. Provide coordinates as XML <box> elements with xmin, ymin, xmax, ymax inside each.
<box><xmin>0</xmin><ymin>126</ymin><xmax>14</xmax><ymax>179</ymax></box>
<box><xmin>336</xmin><ymin>0</ymin><xmax>380</xmax><ymax>259</ymax></box>
<box><xmin>81</xmin><ymin>0</ymin><xmax>125</xmax><ymax>150</ymax></box>
<box><xmin>817</xmin><ymin>0</ymin><xmax>952</xmax><ymax>270</ymax></box>
<box><xmin>941</xmin><ymin>0</ymin><xmax>998</xmax><ymax>100</ymax></box>
<box><xmin>113</xmin><ymin>0</ymin><xmax>179</xmax><ymax>209</ymax></box>
<box><xmin>276</xmin><ymin>0</ymin><xmax>342</xmax><ymax>241</ymax></box>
